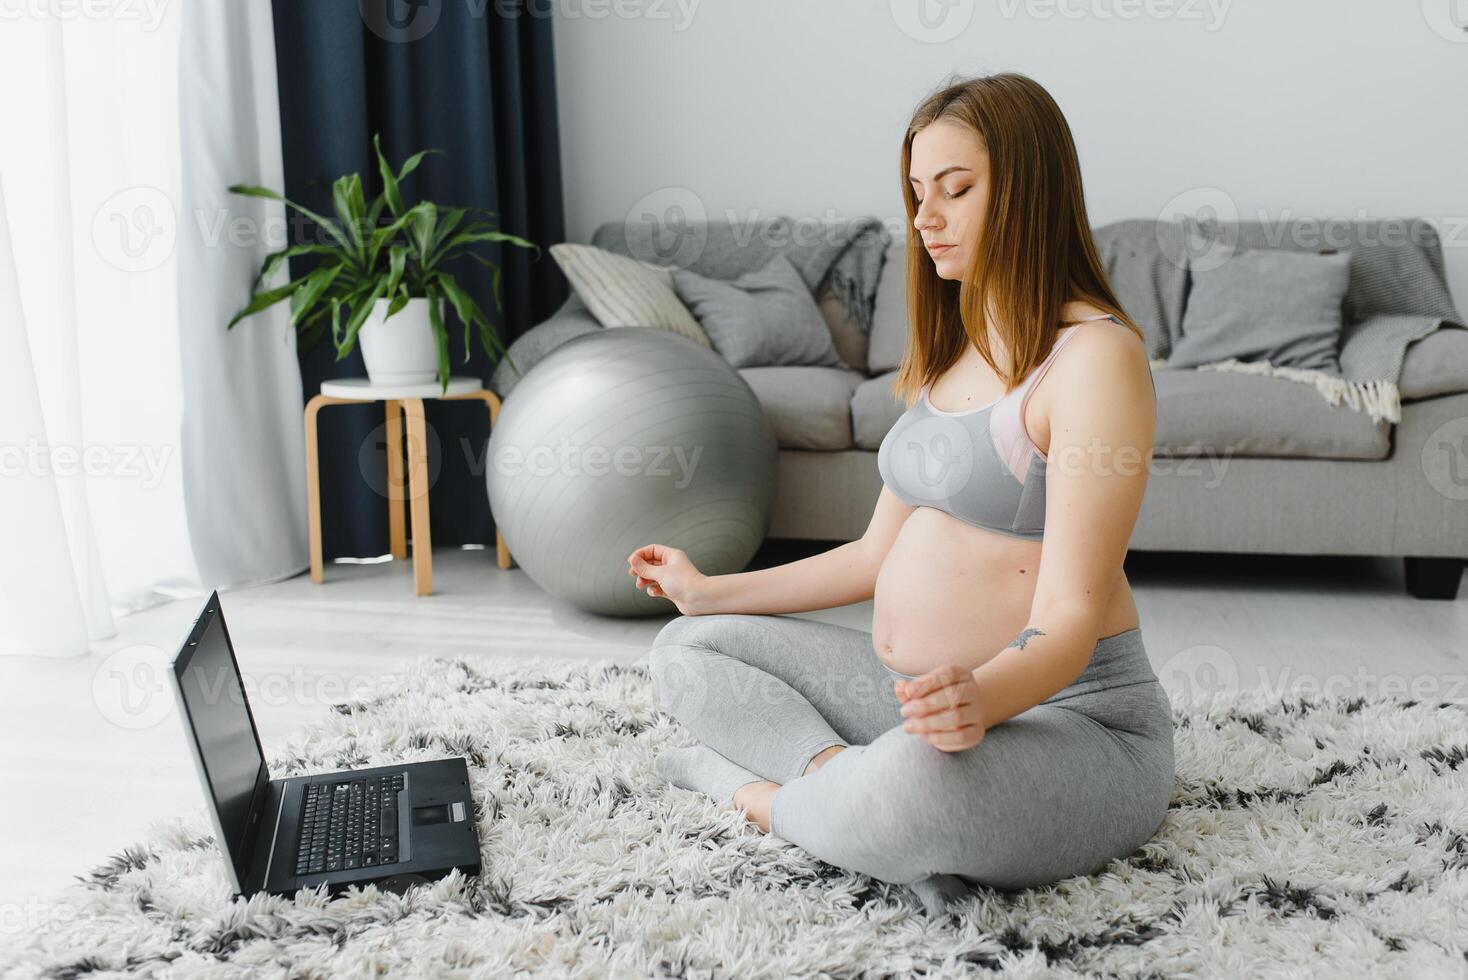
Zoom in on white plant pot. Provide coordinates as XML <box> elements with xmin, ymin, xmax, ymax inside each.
<box><xmin>358</xmin><ymin>296</ymin><xmax>439</xmax><ymax>385</ymax></box>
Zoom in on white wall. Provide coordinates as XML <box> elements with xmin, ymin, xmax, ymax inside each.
<box><xmin>552</xmin><ymin>0</ymin><xmax>1468</xmax><ymax>307</ymax></box>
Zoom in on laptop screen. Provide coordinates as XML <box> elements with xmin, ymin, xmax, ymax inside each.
<box><xmin>172</xmin><ymin>598</ymin><xmax>268</xmax><ymax>885</ymax></box>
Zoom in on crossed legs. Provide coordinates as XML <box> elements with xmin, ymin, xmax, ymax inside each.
<box><xmin>647</xmin><ymin>612</ymin><xmax>996</xmax><ymax>917</ymax></box>
<box><xmin>646</xmin><ymin>612</ymin><xmax>1176</xmax><ymax>902</ymax></box>
<box><xmin>648</xmin><ymin>612</ymin><xmax>903</xmax><ymax>781</ymax></box>
<box><xmin>647</xmin><ymin>614</ymin><xmax>940</xmax><ymax>866</ymax></box>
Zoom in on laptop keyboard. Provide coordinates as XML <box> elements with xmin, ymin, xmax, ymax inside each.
<box><xmin>295</xmin><ymin>772</ymin><xmax>405</xmax><ymax>877</ymax></box>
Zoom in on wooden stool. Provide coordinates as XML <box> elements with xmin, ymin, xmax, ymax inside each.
<box><xmin>304</xmin><ymin>377</ymin><xmax>513</xmax><ymax>596</ymax></box>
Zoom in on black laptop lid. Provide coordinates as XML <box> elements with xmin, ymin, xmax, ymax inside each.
<box><xmin>171</xmin><ymin>595</ymin><xmax>270</xmax><ymax>888</ymax></box>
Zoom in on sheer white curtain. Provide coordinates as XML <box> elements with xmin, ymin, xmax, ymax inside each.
<box><xmin>0</xmin><ymin>2</ymin><xmax>306</xmax><ymax>657</ymax></box>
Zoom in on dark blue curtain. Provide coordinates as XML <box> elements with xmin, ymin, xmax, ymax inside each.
<box><xmin>271</xmin><ymin>0</ymin><xmax>567</xmax><ymax>560</ymax></box>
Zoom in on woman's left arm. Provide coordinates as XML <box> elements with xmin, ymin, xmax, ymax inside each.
<box><xmin>898</xmin><ymin>326</ymin><xmax>1156</xmax><ymax>751</ymax></box>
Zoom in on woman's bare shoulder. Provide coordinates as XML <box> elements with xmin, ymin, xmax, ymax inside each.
<box><xmin>1045</xmin><ymin>321</ymin><xmax>1153</xmax><ymax>425</ymax></box>
<box><xmin>1057</xmin><ymin>317</ymin><xmax>1148</xmax><ymax>370</ymax></box>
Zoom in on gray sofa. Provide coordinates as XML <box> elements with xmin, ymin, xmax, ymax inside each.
<box><xmin>492</xmin><ymin>219</ymin><xmax>1468</xmax><ymax>599</ymax></box>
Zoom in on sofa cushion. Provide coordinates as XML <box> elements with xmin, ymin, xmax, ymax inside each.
<box><xmin>738</xmin><ymin>366</ymin><xmax>864</xmax><ymax>450</ymax></box>
<box><xmin>817</xmin><ymin>284</ymin><xmax>869</xmax><ymax>374</ymax></box>
<box><xmin>490</xmin><ymin>294</ymin><xmax>602</xmax><ymax>400</ymax></box>
<box><xmin>1400</xmin><ymin>326</ymin><xmax>1468</xmax><ymax>400</ymax></box>
<box><xmin>672</xmin><ymin>256</ymin><xmax>843</xmax><ymax>369</ymax></box>
<box><xmin>548</xmin><ymin>243</ymin><xmax>712</xmax><ymax>348</ymax></box>
<box><xmin>866</xmin><ymin>244</ymin><xmax>908</xmax><ymax>376</ymax></box>
<box><xmin>852</xmin><ymin>371</ymin><xmax>908</xmax><ymax>450</ymax></box>
<box><xmin>1169</xmin><ymin>247</ymin><xmax>1352</xmax><ymax>372</ymax></box>
<box><xmin>1093</xmin><ymin>219</ymin><xmax>1191</xmax><ymax>361</ymax></box>
<box><xmin>1152</xmin><ymin>369</ymin><xmax>1390</xmax><ymax>460</ymax></box>
<box><xmin>850</xmin><ymin>368</ymin><xmax>1391</xmax><ymax>460</ymax></box>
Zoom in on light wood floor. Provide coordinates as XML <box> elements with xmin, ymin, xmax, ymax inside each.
<box><xmin>2</xmin><ymin>543</ymin><xmax>1464</xmax><ymax>918</ymax></box>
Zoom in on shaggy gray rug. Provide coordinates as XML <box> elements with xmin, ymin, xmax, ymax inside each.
<box><xmin>6</xmin><ymin>655</ymin><xmax>1467</xmax><ymax>978</ymax></box>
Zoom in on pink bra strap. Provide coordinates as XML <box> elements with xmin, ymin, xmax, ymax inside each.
<box><xmin>1016</xmin><ymin>317</ymin><xmax>1101</xmax><ymax>399</ymax></box>
<box><xmin>1008</xmin><ymin>316</ymin><xmax>1114</xmax><ymax>465</ymax></box>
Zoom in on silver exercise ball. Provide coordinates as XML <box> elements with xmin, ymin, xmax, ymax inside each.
<box><xmin>487</xmin><ymin>327</ymin><xmax>778</xmax><ymax>616</ymax></box>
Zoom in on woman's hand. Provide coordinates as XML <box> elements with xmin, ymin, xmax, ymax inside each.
<box><xmin>894</xmin><ymin>666</ymin><xmax>988</xmax><ymax>752</ymax></box>
<box><xmin>627</xmin><ymin>544</ymin><xmax>709</xmax><ymax>616</ymax></box>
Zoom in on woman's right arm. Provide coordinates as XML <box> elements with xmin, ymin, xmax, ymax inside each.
<box><xmin>631</xmin><ymin>487</ymin><xmax>915</xmax><ymax>616</ymax></box>
<box><xmin>694</xmin><ymin>538</ymin><xmax>878</xmax><ymax>615</ymax></box>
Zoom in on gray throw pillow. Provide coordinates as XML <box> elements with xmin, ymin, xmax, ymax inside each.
<box><xmin>548</xmin><ymin>243</ymin><xmax>713</xmax><ymax>349</ymax></box>
<box><xmin>671</xmin><ymin>255</ymin><xmax>843</xmax><ymax>369</ymax></box>
<box><xmin>1169</xmin><ymin>247</ymin><xmax>1353</xmax><ymax>372</ymax></box>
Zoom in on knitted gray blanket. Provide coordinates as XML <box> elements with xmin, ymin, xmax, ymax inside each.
<box><xmin>1094</xmin><ymin>218</ymin><xmax>1465</xmax><ymax>423</ymax></box>
<box><xmin>593</xmin><ymin>215</ymin><xmax>892</xmax><ymax>335</ymax></box>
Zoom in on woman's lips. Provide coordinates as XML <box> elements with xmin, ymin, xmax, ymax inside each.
<box><xmin>926</xmin><ymin>243</ymin><xmax>954</xmax><ymax>258</ymax></box>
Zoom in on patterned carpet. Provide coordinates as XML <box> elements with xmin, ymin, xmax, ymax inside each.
<box><xmin>7</xmin><ymin>656</ymin><xmax>1466</xmax><ymax>978</ymax></box>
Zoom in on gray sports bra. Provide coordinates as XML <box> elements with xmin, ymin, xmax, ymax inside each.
<box><xmin>876</xmin><ymin>314</ymin><xmax>1128</xmax><ymax>541</ymax></box>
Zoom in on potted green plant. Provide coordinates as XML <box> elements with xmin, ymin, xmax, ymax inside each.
<box><xmin>227</xmin><ymin>135</ymin><xmax>535</xmax><ymax>391</ymax></box>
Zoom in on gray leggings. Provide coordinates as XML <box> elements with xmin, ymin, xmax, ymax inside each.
<box><xmin>648</xmin><ymin>613</ymin><xmax>1174</xmax><ymax>894</ymax></box>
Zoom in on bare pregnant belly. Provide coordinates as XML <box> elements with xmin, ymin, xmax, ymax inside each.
<box><xmin>871</xmin><ymin>506</ymin><xmax>1136</xmax><ymax>677</ymax></box>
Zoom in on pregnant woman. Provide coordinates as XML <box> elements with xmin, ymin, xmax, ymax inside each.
<box><xmin>628</xmin><ymin>72</ymin><xmax>1173</xmax><ymax>914</ymax></box>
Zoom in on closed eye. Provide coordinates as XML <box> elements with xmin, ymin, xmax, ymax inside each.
<box><xmin>914</xmin><ymin>186</ymin><xmax>970</xmax><ymax>204</ymax></box>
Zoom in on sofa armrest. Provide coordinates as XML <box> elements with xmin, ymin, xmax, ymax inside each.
<box><xmin>1398</xmin><ymin>325</ymin><xmax>1468</xmax><ymax>400</ymax></box>
<box><xmin>489</xmin><ymin>294</ymin><xmax>602</xmax><ymax>399</ymax></box>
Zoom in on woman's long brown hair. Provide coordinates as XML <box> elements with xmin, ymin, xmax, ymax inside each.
<box><xmin>893</xmin><ymin>72</ymin><xmax>1142</xmax><ymax>407</ymax></box>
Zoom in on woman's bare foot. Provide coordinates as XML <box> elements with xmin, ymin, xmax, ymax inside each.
<box><xmin>730</xmin><ymin>780</ymin><xmax>780</xmax><ymax>832</ymax></box>
<box><xmin>729</xmin><ymin>747</ymin><xmax>846</xmax><ymax>833</ymax></box>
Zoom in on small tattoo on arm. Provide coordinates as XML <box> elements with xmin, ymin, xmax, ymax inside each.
<box><xmin>1008</xmin><ymin>628</ymin><xmax>1046</xmax><ymax>650</ymax></box>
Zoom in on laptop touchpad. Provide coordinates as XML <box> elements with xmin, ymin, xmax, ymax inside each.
<box><xmin>412</xmin><ymin>804</ymin><xmax>450</xmax><ymax>826</ymax></box>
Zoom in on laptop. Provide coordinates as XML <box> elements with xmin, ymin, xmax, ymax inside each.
<box><xmin>168</xmin><ymin>592</ymin><xmax>482</xmax><ymax>897</ymax></box>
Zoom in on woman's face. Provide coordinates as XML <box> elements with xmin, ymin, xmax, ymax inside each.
<box><xmin>908</xmin><ymin>119</ymin><xmax>990</xmax><ymax>281</ymax></box>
